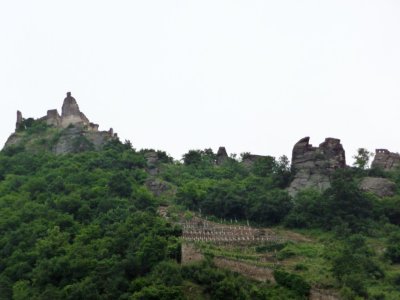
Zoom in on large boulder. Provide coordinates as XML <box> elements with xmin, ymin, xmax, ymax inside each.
<box><xmin>288</xmin><ymin>137</ymin><xmax>346</xmax><ymax>196</ymax></box>
<box><xmin>359</xmin><ymin>177</ymin><xmax>396</xmax><ymax>197</ymax></box>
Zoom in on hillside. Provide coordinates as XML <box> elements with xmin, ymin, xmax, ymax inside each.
<box><xmin>2</xmin><ymin>96</ymin><xmax>400</xmax><ymax>299</ymax></box>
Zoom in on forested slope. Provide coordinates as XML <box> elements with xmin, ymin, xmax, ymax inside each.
<box><xmin>0</xmin><ymin>136</ymin><xmax>299</xmax><ymax>299</ymax></box>
<box><xmin>3</xmin><ymin>121</ymin><xmax>400</xmax><ymax>299</ymax></box>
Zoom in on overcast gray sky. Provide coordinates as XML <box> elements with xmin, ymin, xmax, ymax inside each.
<box><xmin>1</xmin><ymin>1</ymin><xmax>400</xmax><ymax>162</ymax></box>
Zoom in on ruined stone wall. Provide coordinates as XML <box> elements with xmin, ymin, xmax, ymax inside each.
<box><xmin>46</xmin><ymin>109</ymin><xmax>61</xmax><ymax>127</ymax></box>
<box><xmin>86</xmin><ymin>123</ymin><xmax>99</xmax><ymax>132</ymax></box>
<box><xmin>371</xmin><ymin>149</ymin><xmax>400</xmax><ymax>171</ymax></box>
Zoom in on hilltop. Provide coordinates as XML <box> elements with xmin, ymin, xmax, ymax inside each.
<box><xmin>4</xmin><ymin>92</ymin><xmax>117</xmax><ymax>154</ymax></box>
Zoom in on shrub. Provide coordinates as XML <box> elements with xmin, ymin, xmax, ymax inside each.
<box><xmin>273</xmin><ymin>269</ymin><xmax>310</xmax><ymax>297</ymax></box>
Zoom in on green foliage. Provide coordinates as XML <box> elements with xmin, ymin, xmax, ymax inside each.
<box><xmin>285</xmin><ymin>189</ymin><xmax>323</xmax><ymax>228</ymax></box>
<box><xmin>273</xmin><ymin>269</ymin><xmax>310</xmax><ymax>297</ymax></box>
<box><xmin>182</xmin><ymin>149</ymin><xmax>216</xmax><ymax>166</ymax></box>
<box><xmin>385</xmin><ymin>231</ymin><xmax>400</xmax><ymax>263</ymax></box>
<box><xmin>381</xmin><ymin>196</ymin><xmax>400</xmax><ymax>226</ymax></box>
<box><xmin>255</xmin><ymin>242</ymin><xmax>287</xmax><ymax>253</ymax></box>
<box><xmin>175</xmin><ymin>169</ymin><xmax>292</xmax><ymax>225</ymax></box>
<box><xmin>0</xmin><ymin>145</ymin><xmax>182</xmax><ymax>299</ymax></box>
<box><xmin>285</xmin><ymin>169</ymin><xmax>380</xmax><ymax>233</ymax></box>
<box><xmin>108</xmin><ymin>171</ymin><xmax>134</xmax><ymax>197</ymax></box>
<box><xmin>323</xmin><ymin>170</ymin><xmax>376</xmax><ymax>232</ymax></box>
<box><xmin>71</xmin><ymin>135</ymin><xmax>95</xmax><ymax>153</ymax></box>
<box><xmin>182</xmin><ymin>261</ymin><xmax>298</xmax><ymax>299</ymax></box>
<box><xmin>331</xmin><ymin>235</ymin><xmax>384</xmax><ymax>298</ymax></box>
<box><xmin>140</xmin><ymin>149</ymin><xmax>174</xmax><ymax>164</ymax></box>
<box><xmin>131</xmin><ymin>285</ymin><xmax>184</xmax><ymax>300</ymax></box>
<box><xmin>17</xmin><ymin>118</ymin><xmax>49</xmax><ymax>134</ymax></box>
<box><xmin>251</xmin><ymin>155</ymin><xmax>292</xmax><ymax>188</ymax></box>
<box><xmin>352</xmin><ymin>148</ymin><xmax>373</xmax><ymax>170</ymax></box>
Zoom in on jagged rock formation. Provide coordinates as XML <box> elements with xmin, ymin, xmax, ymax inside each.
<box><xmin>216</xmin><ymin>147</ymin><xmax>229</xmax><ymax>165</ymax></box>
<box><xmin>288</xmin><ymin>137</ymin><xmax>346</xmax><ymax>195</ymax></box>
<box><xmin>4</xmin><ymin>92</ymin><xmax>117</xmax><ymax>154</ymax></box>
<box><xmin>371</xmin><ymin>149</ymin><xmax>400</xmax><ymax>171</ymax></box>
<box><xmin>359</xmin><ymin>177</ymin><xmax>396</xmax><ymax>197</ymax></box>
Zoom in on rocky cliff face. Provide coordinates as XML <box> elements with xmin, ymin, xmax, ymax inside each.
<box><xmin>4</xmin><ymin>92</ymin><xmax>117</xmax><ymax>154</ymax></box>
<box><xmin>288</xmin><ymin>137</ymin><xmax>346</xmax><ymax>195</ymax></box>
<box><xmin>371</xmin><ymin>149</ymin><xmax>400</xmax><ymax>171</ymax></box>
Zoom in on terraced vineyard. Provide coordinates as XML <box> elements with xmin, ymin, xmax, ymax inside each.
<box><xmin>180</xmin><ymin>216</ymin><xmax>285</xmax><ymax>244</ymax></box>
<box><xmin>159</xmin><ymin>206</ymin><xmax>340</xmax><ymax>300</ymax></box>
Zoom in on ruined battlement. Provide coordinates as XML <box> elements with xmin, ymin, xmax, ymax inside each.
<box><xmin>371</xmin><ymin>149</ymin><xmax>400</xmax><ymax>171</ymax></box>
<box><xmin>376</xmin><ymin>149</ymin><xmax>390</xmax><ymax>154</ymax></box>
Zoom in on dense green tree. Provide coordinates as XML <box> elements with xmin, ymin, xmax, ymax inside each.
<box><xmin>353</xmin><ymin>148</ymin><xmax>373</xmax><ymax>170</ymax></box>
<box><xmin>385</xmin><ymin>231</ymin><xmax>400</xmax><ymax>263</ymax></box>
<box><xmin>331</xmin><ymin>235</ymin><xmax>383</xmax><ymax>298</ymax></box>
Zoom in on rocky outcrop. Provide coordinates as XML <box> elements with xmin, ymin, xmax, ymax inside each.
<box><xmin>52</xmin><ymin>127</ymin><xmax>113</xmax><ymax>154</ymax></box>
<box><xmin>359</xmin><ymin>177</ymin><xmax>396</xmax><ymax>197</ymax></box>
<box><xmin>288</xmin><ymin>137</ymin><xmax>346</xmax><ymax>195</ymax></box>
<box><xmin>216</xmin><ymin>147</ymin><xmax>229</xmax><ymax>165</ymax></box>
<box><xmin>371</xmin><ymin>149</ymin><xmax>400</xmax><ymax>171</ymax></box>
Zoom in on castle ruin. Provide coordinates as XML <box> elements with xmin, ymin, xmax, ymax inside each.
<box><xmin>7</xmin><ymin>92</ymin><xmax>117</xmax><ymax>154</ymax></box>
